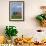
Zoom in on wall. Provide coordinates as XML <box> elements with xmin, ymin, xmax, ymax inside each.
<box><xmin>0</xmin><ymin>0</ymin><xmax>46</xmax><ymax>39</ymax></box>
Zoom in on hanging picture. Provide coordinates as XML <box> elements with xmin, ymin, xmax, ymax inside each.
<box><xmin>9</xmin><ymin>1</ymin><xmax>24</xmax><ymax>21</ymax></box>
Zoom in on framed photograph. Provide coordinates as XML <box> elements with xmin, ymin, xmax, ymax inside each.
<box><xmin>9</xmin><ymin>1</ymin><xmax>24</xmax><ymax>21</ymax></box>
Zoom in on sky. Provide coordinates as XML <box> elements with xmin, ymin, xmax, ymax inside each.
<box><xmin>10</xmin><ymin>2</ymin><xmax>23</xmax><ymax>13</ymax></box>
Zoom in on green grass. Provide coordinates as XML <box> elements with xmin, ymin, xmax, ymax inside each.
<box><xmin>11</xmin><ymin>15</ymin><xmax>22</xmax><ymax>19</ymax></box>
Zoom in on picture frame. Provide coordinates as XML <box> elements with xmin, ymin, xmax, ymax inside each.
<box><xmin>9</xmin><ymin>1</ymin><xmax>24</xmax><ymax>21</ymax></box>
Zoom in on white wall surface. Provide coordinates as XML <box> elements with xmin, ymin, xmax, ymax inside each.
<box><xmin>0</xmin><ymin>0</ymin><xmax>46</xmax><ymax>41</ymax></box>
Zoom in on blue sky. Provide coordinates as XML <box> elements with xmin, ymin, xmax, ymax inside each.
<box><xmin>10</xmin><ymin>2</ymin><xmax>22</xmax><ymax>13</ymax></box>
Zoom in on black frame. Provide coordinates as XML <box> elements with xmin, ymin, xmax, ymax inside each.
<box><xmin>9</xmin><ymin>1</ymin><xmax>24</xmax><ymax>21</ymax></box>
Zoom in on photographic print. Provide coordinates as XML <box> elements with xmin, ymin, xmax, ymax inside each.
<box><xmin>9</xmin><ymin>1</ymin><xmax>24</xmax><ymax>21</ymax></box>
